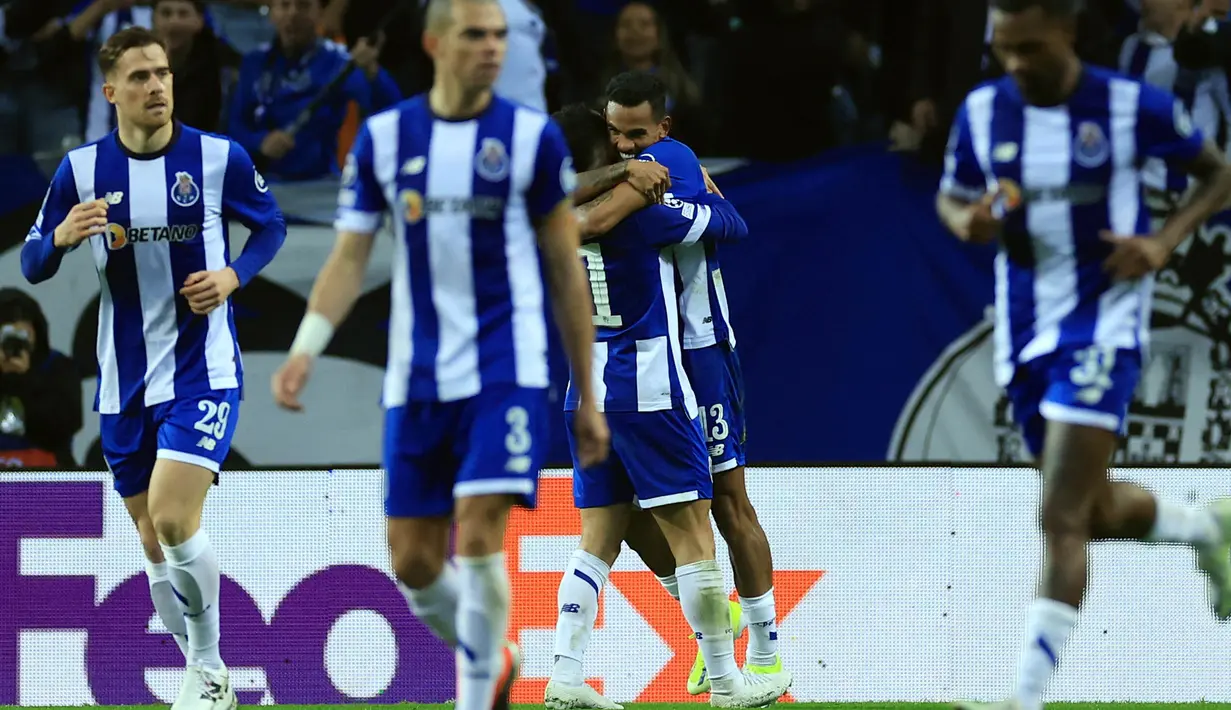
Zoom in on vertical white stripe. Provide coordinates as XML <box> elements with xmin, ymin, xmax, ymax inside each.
<box><xmin>426</xmin><ymin>120</ymin><xmax>480</xmax><ymax>401</ymax></box>
<box><xmin>366</xmin><ymin>110</ymin><xmax>411</xmax><ymax>408</ymax></box>
<box><xmin>1096</xmin><ymin>79</ymin><xmax>1147</xmax><ymax>351</ymax></box>
<box><xmin>200</xmin><ymin>135</ymin><xmax>239</xmax><ymax>389</ymax></box>
<box><xmin>507</xmin><ymin>108</ymin><xmax>550</xmax><ymax>389</ymax></box>
<box><xmin>590</xmin><ymin>341</ymin><xmax>609</xmax><ymax>413</ymax></box>
<box><xmin>992</xmin><ymin>252</ymin><xmax>1013</xmax><ymax>387</ymax></box>
<box><xmin>635</xmin><ymin>335</ymin><xmax>671</xmax><ymax>412</ymax></box>
<box><xmin>661</xmin><ymin>249</ymin><xmax>696</xmax><ymax>415</ymax></box>
<box><xmin>128</xmin><ymin>158</ymin><xmax>178</xmax><ymax>405</ymax></box>
<box><xmin>69</xmin><ymin>147</ymin><xmax>115</xmax><ymax>410</ymax></box>
<box><xmin>674</xmin><ymin>244</ymin><xmax>712</xmax><ymax>349</ymax></box>
<box><xmin>964</xmin><ymin>86</ymin><xmax>997</xmax><ymax>189</ymax></box>
<box><xmin>712</xmin><ymin>265</ymin><xmax>735</xmax><ymax>349</ymax></box>
<box><xmin>1019</xmin><ymin>106</ymin><xmax>1075</xmax><ymax>362</ymax></box>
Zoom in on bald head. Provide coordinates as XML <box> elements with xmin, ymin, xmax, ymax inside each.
<box><xmin>425</xmin><ymin>0</ymin><xmax>500</xmax><ymax>32</ymax></box>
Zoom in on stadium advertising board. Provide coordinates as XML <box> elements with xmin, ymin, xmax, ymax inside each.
<box><xmin>4</xmin><ymin>467</ymin><xmax>1231</xmax><ymax>705</ymax></box>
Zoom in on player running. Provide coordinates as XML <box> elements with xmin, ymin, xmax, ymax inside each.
<box><xmin>580</xmin><ymin>71</ymin><xmax>784</xmax><ymax>694</ymax></box>
<box><xmin>270</xmin><ymin>3</ymin><xmax>607</xmax><ymax>710</ymax></box>
<box><xmin>543</xmin><ymin>103</ymin><xmax>793</xmax><ymax>710</ymax></box>
<box><xmin>937</xmin><ymin>2</ymin><xmax>1231</xmax><ymax>709</ymax></box>
<box><xmin>21</xmin><ymin>26</ymin><xmax>286</xmax><ymax>710</ymax></box>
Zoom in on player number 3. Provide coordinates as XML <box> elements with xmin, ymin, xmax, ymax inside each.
<box><xmin>505</xmin><ymin>406</ymin><xmax>532</xmax><ymax>456</ymax></box>
<box><xmin>194</xmin><ymin>400</ymin><xmax>231</xmax><ymax>440</ymax></box>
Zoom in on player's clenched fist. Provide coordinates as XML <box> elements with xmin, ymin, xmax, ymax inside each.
<box><xmin>571</xmin><ymin>404</ymin><xmax>610</xmax><ymax>468</ymax></box>
<box><xmin>54</xmin><ymin>199</ymin><xmax>109</xmax><ymax>248</ymax></box>
<box><xmin>626</xmin><ymin>160</ymin><xmax>670</xmax><ymax>204</ymax></box>
<box><xmin>179</xmin><ymin>268</ymin><xmax>240</xmax><ymax>315</ymax></box>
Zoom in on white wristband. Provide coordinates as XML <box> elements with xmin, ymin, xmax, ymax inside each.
<box><xmin>290</xmin><ymin>312</ymin><xmax>335</xmax><ymax>357</ymax></box>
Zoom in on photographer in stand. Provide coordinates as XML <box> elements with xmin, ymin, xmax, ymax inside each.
<box><xmin>0</xmin><ymin>289</ymin><xmax>82</xmax><ymax>468</ymax></box>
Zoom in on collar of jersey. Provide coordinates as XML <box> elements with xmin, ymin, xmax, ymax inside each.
<box><xmin>113</xmin><ymin>120</ymin><xmax>183</xmax><ymax>162</ymax></box>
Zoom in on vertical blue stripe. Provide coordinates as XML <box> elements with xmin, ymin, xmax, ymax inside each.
<box><xmin>572</xmin><ymin>568</ymin><xmax>600</xmax><ymax>595</ymax></box>
<box><xmin>97</xmin><ymin>139</ymin><xmax>147</xmax><ymax>412</ymax></box>
<box><xmin>402</xmin><ymin>104</ymin><xmax>440</xmax><ymax>401</ymax></box>
<box><xmin>472</xmin><ymin>101</ymin><xmax>518</xmax><ymax>387</ymax></box>
<box><xmin>1064</xmin><ymin>77</ymin><xmax>1114</xmax><ymax>345</ymax></box>
<box><xmin>1126</xmin><ymin>39</ymin><xmax>1151</xmax><ymax>79</ymax></box>
<box><xmin>165</xmin><ymin>134</ymin><xmax>210</xmax><ymax>397</ymax></box>
<box><xmin>990</xmin><ymin>87</ymin><xmax>1035</xmax><ymax>362</ymax></box>
<box><xmin>604</xmin><ymin>339</ymin><xmax>638</xmax><ymax>408</ymax></box>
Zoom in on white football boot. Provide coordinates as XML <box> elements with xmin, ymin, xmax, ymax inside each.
<box><xmin>544</xmin><ymin>680</ymin><xmax>624</xmax><ymax>710</ymax></box>
<box><xmin>709</xmin><ymin>667</ymin><xmax>792</xmax><ymax>708</ymax></box>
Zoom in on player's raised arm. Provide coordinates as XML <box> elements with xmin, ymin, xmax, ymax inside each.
<box><xmin>21</xmin><ymin>156</ymin><xmax>102</xmax><ymax>284</ymax></box>
<box><xmin>273</xmin><ymin>125</ymin><xmax>385</xmax><ymax>412</ymax></box>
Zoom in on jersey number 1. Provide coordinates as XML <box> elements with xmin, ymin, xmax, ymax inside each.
<box><xmin>579</xmin><ymin>244</ymin><xmax>623</xmax><ymax>327</ymax></box>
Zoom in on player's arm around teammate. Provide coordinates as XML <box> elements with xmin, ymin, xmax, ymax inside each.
<box><xmin>571</xmin><ymin>154</ymin><xmax>671</xmax><ymax>205</ymax></box>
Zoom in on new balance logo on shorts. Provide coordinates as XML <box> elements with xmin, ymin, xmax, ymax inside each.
<box><xmin>196</xmin><ymin>436</ymin><xmax>216</xmax><ymax>451</ymax></box>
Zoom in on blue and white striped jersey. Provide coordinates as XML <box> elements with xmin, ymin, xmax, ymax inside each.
<box><xmin>638</xmin><ymin>138</ymin><xmax>739</xmax><ymax>350</ymax></box>
<box><xmin>1119</xmin><ymin>29</ymin><xmax>1230</xmax><ymax>194</ymax></box>
<box><xmin>335</xmin><ymin>94</ymin><xmax>574</xmax><ymax>407</ymax></box>
<box><xmin>563</xmin><ymin>192</ymin><xmax>748</xmax><ymax>413</ymax></box>
<box><xmin>941</xmin><ymin>66</ymin><xmax>1205</xmax><ymax>386</ymax></box>
<box><xmin>22</xmin><ymin>122</ymin><xmax>287</xmax><ymax>414</ymax></box>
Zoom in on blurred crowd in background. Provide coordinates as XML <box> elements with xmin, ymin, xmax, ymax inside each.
<box><xmin>7</xmin><ymin>0</ymin><xmax>1231</xmax><ymax>181</ymax></box>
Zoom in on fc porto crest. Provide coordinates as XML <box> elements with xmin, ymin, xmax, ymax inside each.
<box><xmin>1073</xmin><ymin>121</ymin><xmax>1110</xmax><ymax>169</ymax></box>
<box><xmin>474</xmin><ymin>138</ymin><xmax>510</xmax><ymax>182</ymax></box>
<box><xmin>172</xmin><ymin>171</ymin><xmax>201</xmax><ymax>207</ymax></box>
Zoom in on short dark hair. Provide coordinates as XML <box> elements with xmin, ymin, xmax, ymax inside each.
<box><xmin>98</xmin><ymin>26</ymin><xmax>167</xmax><ymax>79</ymax></box>
<box><xmin>605</xmin><ymin>71</ymin><xmax>668</xmax><ymax>120</ymax></box>
<box><xmin>153</xmin><ymin>0</ymin><xmax>207</xmax><ymax>13</ymax></box>
<box><xmin>552</xmin><ymin>104</ymin><xmax>609</xmax><ymax>171</ymax></box>
<box><xmin>990</xmin><ymin>0</ymin><xmax>1082</xmax><ymax>16</ymax></box>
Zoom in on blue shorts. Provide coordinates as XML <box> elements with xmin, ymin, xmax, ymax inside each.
<box><xmin>383</xmin><ymin>385</ymin><xmax>548</xmax><ymax>518</ymax></box>
<box><xmin>567</xmin><ymin>405</ymin><xmax>712</xmax><ymax>509</ymax></box>
<box><xmin>100</xmin><ymin>389</ymin><xmax>240</xmax><ymax>498</ymax></box>
<box><xmin>1005</xmin><ymin>345</ymin><xmax>1141</xmax><ymax>458</ymax></box>
<box><xmin>681</xmin><ymin>343</ymin><xmax>746</xmax><ymax>473</ymax></box>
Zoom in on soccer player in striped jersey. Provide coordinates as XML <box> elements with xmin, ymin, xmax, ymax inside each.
<box><xmin>21</xmin><ymin>26</ymin><xmax>286</xmax><ymax>710</ymax></box>
<box><xmin>593</xmin><ymin>71</ymin><xmax>784</xmax><ymax>694</ymax></box>
<box><xmin>938</xmin><ymin>2</ymin><xmax>1231</xmax><ymax>709</ymax></box>
<box><xmin>270</xmin><ymin>2</ymin><xmax>607</xmax><ymax>710</ymax></box>
<box><xmin>543</xmin><ymin>103</ymin><xmax>792</xmax><ymax>710</ymax></box>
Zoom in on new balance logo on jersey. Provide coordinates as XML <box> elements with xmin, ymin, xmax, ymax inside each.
<box><xmin>561</xmin><ymin>603</ymin><xmax>581</xmax><ymax>614</ymax></box>
<box><xmin>105</xmin><ymin>223</ymin><xmax>200</xmax><ymax>250</ymax></box>
<box><xmin>401</xmin><ymin>156</ymin><xmax>426</xmax><ymax>175</ymax></box>
<box><xmin>103</xmin><ymin>191</ymin><xmax>124</xmax><ymax>205</ymax></box>
<box><xmin>196</xmin><ymin>436</ymin><xmax>217</xmax><ymax>452</ymax></box>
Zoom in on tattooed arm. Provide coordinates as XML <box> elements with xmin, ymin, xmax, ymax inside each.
<box><xmin>577</xmin><ymin>184</ymin><xmax>649</xmax><ymax>241</ymax></box>
<box><xmin>573</xmin><ymin>160</ymin><xmax>671</xmax><ymax>205</ymax></box>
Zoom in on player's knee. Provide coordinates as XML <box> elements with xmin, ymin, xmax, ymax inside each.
<box><xmin>389</xmin><ymin>544</ymin><xmax>447</xmax><ymax>589</ymax></box>
<box><xmin>1040</xmin><ymin>488</ymin><xmax>1094</xmax><ymax>537</ymax></box>
<box><xmin>135</xmin><ymin>520</ymin><xmax>164</xmax><ymax>562</ymax></box>
<box><xmin>148</xmin><ymin>509</ymin><xmax>197</xmax><ymax>547</ymax></box>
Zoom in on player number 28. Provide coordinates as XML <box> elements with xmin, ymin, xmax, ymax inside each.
<box><xmin>578</xmin><ymin>243</ymin><xmax>623</xmax><ymax>327</ymax></box>
<box><xmin>194</xmin><ymin>400</ymin><xmax>232</xmax><ymax>440</ymax></box>
<box><xmin>697</xmin><ymin>404</ymin><xmax>729</xmax><ymax>443</ymax></box>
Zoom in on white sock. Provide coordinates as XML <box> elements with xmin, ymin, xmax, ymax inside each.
<box><xmin>455</xmin><ymin>553</ymin><xmax>511</xmax><ymax>710</ymax></box>
<box><xmin>551</xmin><ymin>550</ymin><xmax>610</xmax><ymax>686</ymax></box>
<box><xmin>1014</xmin><ymin>598</ymin><xmax>1079</xmax><ymax>710</ymax></box>
<box><xmin>739</xmin><ymin>589</ymin><xmax>778</xmax><ymax>666</ymax></box>
<box><xmin>1147</xmin><ymin>500</ymin><xmax>1220</xmax><ymax>544</ymax></box>
<box><xmin>678</xmin><ymin>560</ymin><xmax>742</xmax><ymax>694</ymax></box>
<box><xmin>145</xmin><ymin>560</ymin><xmax>190</xmax><ymax>660</ymax></box>
<box><xmin>160</xmin><ymin>531</ymin><xmax>223</xmax><ymax>671</ymax></box>
<box><xmin>656</xmin><ymin>573</ymin><xmax>680</xmax><ymax>600</ymax></box>
<box><xmin>399</xmin><ymin>563</ymin><xmax>460</xmax><ymax>647</ymax></box>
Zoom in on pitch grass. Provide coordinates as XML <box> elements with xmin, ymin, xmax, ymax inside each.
<box><xmin>7</xmin><ymin>698</ymin><xmax>1231</xmax><ymax>703</ymax></box>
